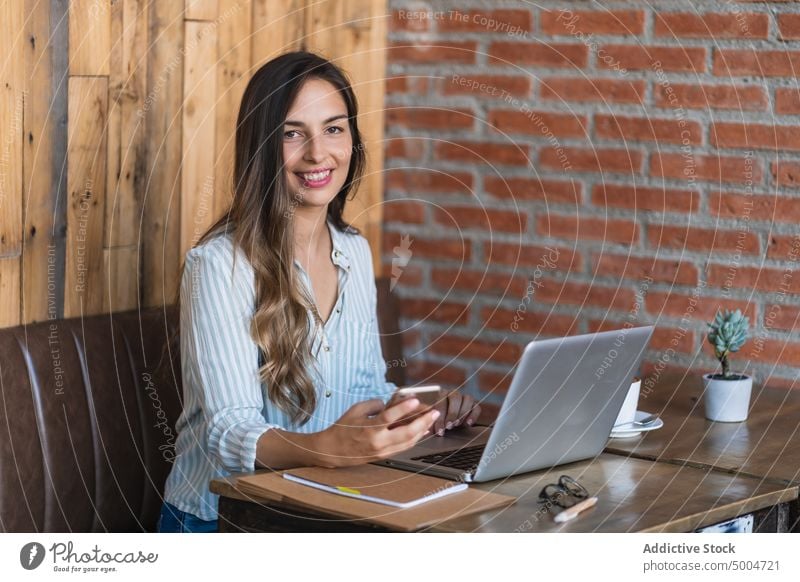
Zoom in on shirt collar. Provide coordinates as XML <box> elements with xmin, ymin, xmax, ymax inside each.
<box><xmin>293</xmin><ymin>219</ymin><xmax>352</xmax><ymax>271</ymax></box>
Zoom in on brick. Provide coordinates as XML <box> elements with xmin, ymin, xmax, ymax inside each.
<box><xmin>388</xmin><ymin>41</ymin><xmax>477</xmax><ymax>64</ymax></box>
<box><xmin>767</xmin><ymin>234</ymin><xmax>800</xmax><ymax>260</ymax></box>
<box><xmin>744</xmin><ymin>338</ymin><xmax>800</xmax><ymax>367</ymax></box>
<box><xmin>407</xmin><ymin>360</ymin><xmax>467</xmax><ymax>389</ymax></box>
<box><xmin>599</xmin><ymin>45</ymin><xmax>706</xmax><ymax>72</ymax></box>
<box><xmin>778</xmin><ymin>14</ymin><xmax>800</xmax><ymax>40</ymax></box>
<box><xmin>714</xmin><ymin>49</ymin><xmax>800</xmax><ymax>77</ymax></box>
<box><xmin>489</xmin><ymin>41</ymin><xmax>588</xmax><ymax>68</ymax></box>
<box><xmin>710</xmin><ymin>191</ymin><xmax>800</xmax><ymax>223</ymax></box>
<box><xmin>541</xmin><ymin>77</ymin><xmax>645</xmax><ymax>104</ymax></box>
<box><xmin>591</xmin><ymin>253</ymin><xmax>699</xmax><ymax>286</ymax></box>
<box><xmin>540</xmin><ymin>9</ymin><xmax>645</xmax><ymax>35</ymax></box>
<box><xmin>650</xmin><ymin>153</ymin><xmax>763</xmax><ymax>184</ymax></box>
<box><xmin>435</xmin><ymin>141</ymin><xmax>530</xmax><ymax>166</ymax></box>
<box><xmin>648</xmin><ymin>224</ymin><xmax>760</xmax><ymax>255</ymax></box>
<box><xmin>488</xmin><ymin>109</ymin><xmax>587</xmax><ymax>138</ymax></box>
<box><xmin>589</xmin><ymin>320</ymin><xmax>696</xmax><ymax>354</ymax></box>
<box><xmin>712</xmin><ymin>123</ymin><xmax>800</xmax><ymax>152</ymax></box>
<box><xmin>707</xmin><ymin>264</ymin><xmax>800</xmax><ymax>294</ymax></box>
<box><xmin>438</xmin><ymin>9</ymin><xmax>532</xmax><ymax>33</ymax></box>
<box><xmin>481</xmin><ymin>306</ymin><xmax>577</xmax><ymax>336</ymax></box>
<box><xmin>595</xmin><ymin>115</ymin><xmax>702</xmax><ymax>145</ymax></box>
<box><xmin>432</xmin><ymin>268</ymin><xmax>528</xmax><ymax>298</ymax></box>
<box><xmin>401</xmin><ymin>298</ymin><xmax>470</xmax><ymax>325</ymax></box>
<box><xmin>433</xmin><ymin>205</ymin><xmax>527</xmax><ymax>234</ymax></box>
<box><xmin>386</xmin><ymin>107</ymin><xmax>474</xmax><ymax>130</ymax></box>
<box><xmin>485</xmin><ymin>176</ymin><xmax>581</xmax><ymax>204</ymax></box>
<box><xmin>429</xmin><ymin>334</ymin><xmax>524</xmax><ymax>365</ymax></box>
<box><xmin>443</xmin><ymin>74</ymin><xmax>531</xmax><ymax>98</ymax></box>
<box><xmin>533</xmin><ymin>279</ymin><xmax>639</xmax><ymax>312</ymax></box>
<box><xmin>645</xmin><ymin>291</ymin><xmax>756</xmax><ymax>322</ymax></box>
<box><xmin>478</xmin><ymin>370</ymin><xmax>513</xmax><ymax>396</ymax></box>
<box><xmin>383</xmin><ymin>200</ymin><xmax>425</xmax><ymax>224</ymax></box>
<box><xmin>386</xmin><ymin>75</ymin><xmax>429</xmax><ymax>95</ymax></box>
<box><xmin>655</xmin><ymin>83</ymin><xmax>768</xmax><ymax>111</ymax></box>
<box><xmin>591</xmin><ymin>184</ymin><xmax>698</xmax><ymax>214</ymax></box>
<box><xmin>775</xmin><ymin>88</ymin><xmax>800</xmax><ymax>114</ymax></box>
<box><xmin>385</xmin><ymin>138</ymin><xmax>424</xmax><ymax>161</ymax></box>
<box><xmin>385</xmin><ymin>168</ymin><xmax>473</xmax><ymax>193</ymax></box>
<box><xmin>537</xmin><ymin>214</ymin><xmax>639</xmax><ymax>245</ymax></box>
<box><xmin>541</xmin><ymin>147</ymin><xmax>643</xmax><ymax>174</ymax></box>
<box><xmin>764</xmin><ymin>304</ymin><xmax>800</xmax><ymax>332</ymax></box>
<box><xmin>383</xmin><ymin>231</ymin><xmax>471</xmax><ymax>261</ymax></box>
<box><xmin>379</xmin><ymin>261</ymin><xmax>423</xmax><ymax>287</ymax></box>
<box><xmin>485</xmin><ymin>242</ymin><xmax>582</xmax><ymax>272</ymax></box>
<box><xmin>654</xmin><ymin>12</ymin><xmax>768</xmax><ymax>39</ymax></box>
<box><xmin>391</xmin><ymin>9</ymin><xmax>430</xmax><ymax>32</ymax></box>
<box><xmin>772</xmin><ymin>161</ymin><xmax>800</xmax><ymax>188</ymax></box>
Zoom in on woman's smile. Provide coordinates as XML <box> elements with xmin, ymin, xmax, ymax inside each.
<box><xmin>295</xmin><ymin>168</ymin><xmax>334</xmax><ymax>188</ymax></box>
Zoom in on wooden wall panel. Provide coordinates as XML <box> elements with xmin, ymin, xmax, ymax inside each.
<box><xmin>180</xmin><ymin>20</ymin><xmax>218</xmax><ymax>259</ymax></box>
<box><xmin>0</xmin><ymin>0</ymin><xmax>25</xmax><ymax>326</ymax></box>
<box><xmin>4</xmin><ymin>0</ymin><xmax>390</xmax><ymax>325</ymax></box>
<box><xmin>69</xmin><ymin>0</ymin><xmax>112</xmax><ymax>76</ymax></box>
<box><xmin>65</xmin><ymin>77</ymin><xmax>108</xmax><ymax>317</ymax></box>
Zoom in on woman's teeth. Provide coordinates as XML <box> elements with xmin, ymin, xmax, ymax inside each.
<box><xmin>300</xmin><ymin>169</ymin><xmax>331</xmax><ymax>181</ymax></box>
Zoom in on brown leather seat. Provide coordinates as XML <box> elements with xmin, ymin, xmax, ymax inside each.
<box><xmin>0</xmin><ymin>278</ymin><xmax>404</xmax><ymax>532</ymax></box>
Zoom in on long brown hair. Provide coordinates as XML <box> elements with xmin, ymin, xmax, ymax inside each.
<box><xmin>189</xmin><ymin>51</ymin><xmax>366</xmax><ymax>424</ymax></box>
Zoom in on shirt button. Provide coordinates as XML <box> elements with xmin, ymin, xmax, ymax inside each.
<box><xmin>325</xmin><ymin>390</ymin><xmax>332</xmax><ymax>397</ymax></box>
<box><xmin>324</xmin><ymin>345</ymin><xmax>330</xmax><ymax>352</ymax></box>
<box><xmin>335</xmin><ymin>308</ymin><xmax>340</xmax><ymax>313</ymax></box>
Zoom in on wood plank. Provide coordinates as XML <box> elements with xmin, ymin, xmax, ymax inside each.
<box><xmin>142</xmin><ymin>1</ymin><xmax>183</xmax><ymax>307</ymax></box>
<box><xmin>65</xmin><ymin>77</ymin><xmax>108</xmax><ymax>317</ymax></box>
<box><xmin>185</xmin><ymin>0</ymin><xmax>218</xmax><ymax>21</ymax></box>
<box><xmin>69</xmin><ymin>0</ymin><xmax>111</xmax><ymax>76</ymax></box>
<box><xmin>0</xmin><ymin>258</ymin><xmax>22</xmax><ymax>327</ymax></box>
<box><xmin>105</xmin><ymin>0</ymin><xmax>148</xmax><ymax>249</ymax></box>
<box><xmin>180</xmin><ymin>20</ymin><xmax>217</xmax><ymax>259</ymax></box>
<box><xmin>0</xmin><ymin>0</ymin><xmax>25</xmax><ymax>259</ymax></box>
<box><xmin>214</xmin><ymin>0</ymin><xmax>251</xmax><ymax>218</ymax></box>
<box><xmin>103</xmin><ymin>246</ymin><xmax>138</xmax><ymax>311</ymax></box>
<box><xmin>22</xmin><ymin>0</ymin><xmax>62</xmax><ymax>323</ymax></box>
<box><xmin>251</xmin><ymin>0</ymin><xmax>304</xmax><ymax>68</ymax></box>
<box><xmin>605</xmin><ymin>373</ymin><xmax>800</xmax><ymax>485</ymax></box>
<box><xmin>305</xmin><ymin>0</ymin><xmax>387</xmax><ymax>273</ymax></box>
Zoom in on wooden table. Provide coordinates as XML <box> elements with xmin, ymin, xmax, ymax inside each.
<box><xmin>606</xmin><ymin>374</ymin><xmax>800</xmax><ymax>485</ymax></box>
<box><xmin>211</xmin><ymin>453</ymin><xmax>797</xmax><ymax>533</ymax></box>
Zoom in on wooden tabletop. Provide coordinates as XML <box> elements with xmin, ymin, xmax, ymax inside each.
<box><xmin>212</xmin><ymin>453</ymin><xmax>797</xmax><ymax>533</ymax></box>
<box><xmin>605</xmin><ymin>373</ymin><xmax>800</xmax><ymax>485</ymax></box>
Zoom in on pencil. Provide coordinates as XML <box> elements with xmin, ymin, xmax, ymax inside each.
<box><xmin>554</xmin><ymin>496</ymin><xmax>598</xmax><ymax>523</ymax></box>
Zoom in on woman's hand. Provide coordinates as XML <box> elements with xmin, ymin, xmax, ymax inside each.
<box><xmin>312</xmin><ymin>398</ymin><xmax>440</xmax><ymax>468</ymax></box>
<box><xmin>431</xmin><ymin>391</ymin><xmax>481</xmax><ymax>436</ymax></box>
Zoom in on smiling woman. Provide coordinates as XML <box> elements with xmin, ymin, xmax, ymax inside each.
<box><xmin>158</xmin><ymin>51</ymin><xmax>480</xmax><ymax>533</ymax></box>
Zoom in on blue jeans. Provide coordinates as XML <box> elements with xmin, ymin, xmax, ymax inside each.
<box><xmin>157</xmin><ymin>501</ymin><xmax>218</xmax><ymax>533</ymax></box>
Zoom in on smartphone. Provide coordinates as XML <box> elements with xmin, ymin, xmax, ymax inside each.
<box><xmin>386</xmin><ymin>385</ymin><xmax>442</xmax><ymax>429</ymax></box>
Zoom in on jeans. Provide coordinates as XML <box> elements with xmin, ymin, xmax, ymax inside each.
<box><xmin>157</xmin><ymin>501</ymin><xmax>218</xmax><ymax>533</ymax></box>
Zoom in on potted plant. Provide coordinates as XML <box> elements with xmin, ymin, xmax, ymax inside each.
<box><xmin>703</xmin><ymin>309</ymin><xmax>752</xmax><ymax>422</ymax></box>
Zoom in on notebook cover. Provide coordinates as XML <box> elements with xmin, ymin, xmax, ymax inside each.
<box><xmin>284</xmin><ymin>464</ymin><xmax>465</xmax><ymax>506</ymax></box>
<box><xmin>236</xmin><ymin>466</ymin><xmax>516</xmax><ymax>532</ymax></box>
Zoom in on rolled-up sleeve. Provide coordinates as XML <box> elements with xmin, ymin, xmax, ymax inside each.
<box><xmin>180</xmin><ymin>243</ymin><xmax>279</xmax><ymax>473</ymax></box>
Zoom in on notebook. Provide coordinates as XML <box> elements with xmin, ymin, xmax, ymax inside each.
<box><xmin>283</xmin><ymin>465</ymin><xmax>467</xmax><ymax>508</ymax></box>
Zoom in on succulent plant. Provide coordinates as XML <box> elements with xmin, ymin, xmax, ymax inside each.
<box><xmin>707</xmin><ymin>309</ymin><xmax>750</xmax><ymax>379</ymax></box>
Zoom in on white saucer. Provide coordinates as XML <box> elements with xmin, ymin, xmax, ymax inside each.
<box><xmin>609</xmin><ymin>410</ymin><xmax>663</xmax><ymax>439</ymax></box>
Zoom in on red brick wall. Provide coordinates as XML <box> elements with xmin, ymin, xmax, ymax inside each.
<box><xmin>382</xmin><ymin>2</ymin><xmax>800</xmax><ymax>403</ymax></box>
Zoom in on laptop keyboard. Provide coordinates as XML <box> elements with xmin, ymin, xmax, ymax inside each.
<box><xmin>411</xmin><ymin>444</ymin><xmax>486</xmax><ymax>472</ymax></box>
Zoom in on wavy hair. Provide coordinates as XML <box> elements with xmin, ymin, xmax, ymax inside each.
<box><xmin>189</xmin><ymin>51</ymin><xmax>365</xmax><ymax>424</ymax></box>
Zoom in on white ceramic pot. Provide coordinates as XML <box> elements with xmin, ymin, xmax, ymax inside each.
<box><xmin>702</xmin><ymin>373</ymin><xmax>752</xmax><ymax>422</ymax></box>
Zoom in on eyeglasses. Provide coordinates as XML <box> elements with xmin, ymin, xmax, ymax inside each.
<box><xmin>538</xmin><ymin>475</ymin><xmax>589</xmax><ymax>509</ymax></box>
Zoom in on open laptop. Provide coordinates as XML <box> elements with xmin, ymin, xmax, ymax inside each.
<box><xmin>374</xmin><ymin>325</ymin><xmax>654</xmax><ymax>482</ymax></box>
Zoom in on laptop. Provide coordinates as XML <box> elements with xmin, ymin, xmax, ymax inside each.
<box><xmin>374</xmin><ymin>325</ymin><xmax>654</xmax><ymax>482</ymax></box>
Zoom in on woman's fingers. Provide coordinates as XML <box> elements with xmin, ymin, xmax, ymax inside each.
<box><xmin>452</xmin><ymin>394</ymin><xmax>475</xmax><ymax>427</ymax></box>
<box><xmin>377</xmin><ymin>397</ymin><xmax>421</xmax><ymax>428</ymax></box>
<box><xmin>464</xmin><ymin>402</ymin><xmax>482</xmax><ymax>426</ymax></box>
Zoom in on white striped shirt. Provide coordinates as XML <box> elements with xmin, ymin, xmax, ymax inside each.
<box><xmin>163</xmin><ymin>220</ymin><xmax>397</xmax><ymax>520</ymax></box>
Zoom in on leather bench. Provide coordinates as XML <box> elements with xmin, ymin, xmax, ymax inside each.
<box><xmin>0</xmin><ymin>278</ymin><xmax>403</xmax><ymax>532</ymax></box>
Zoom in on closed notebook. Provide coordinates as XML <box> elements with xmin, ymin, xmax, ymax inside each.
<box><xmin>283</xmin><ymin>465</ymin><xmax>466</xmax><ymax>509</ymax></box>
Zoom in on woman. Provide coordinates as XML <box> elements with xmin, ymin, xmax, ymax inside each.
<box><xmin>157</xmin><ymin>52</ymin><xmax>481</xmax><ymax>533</ymax></box>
